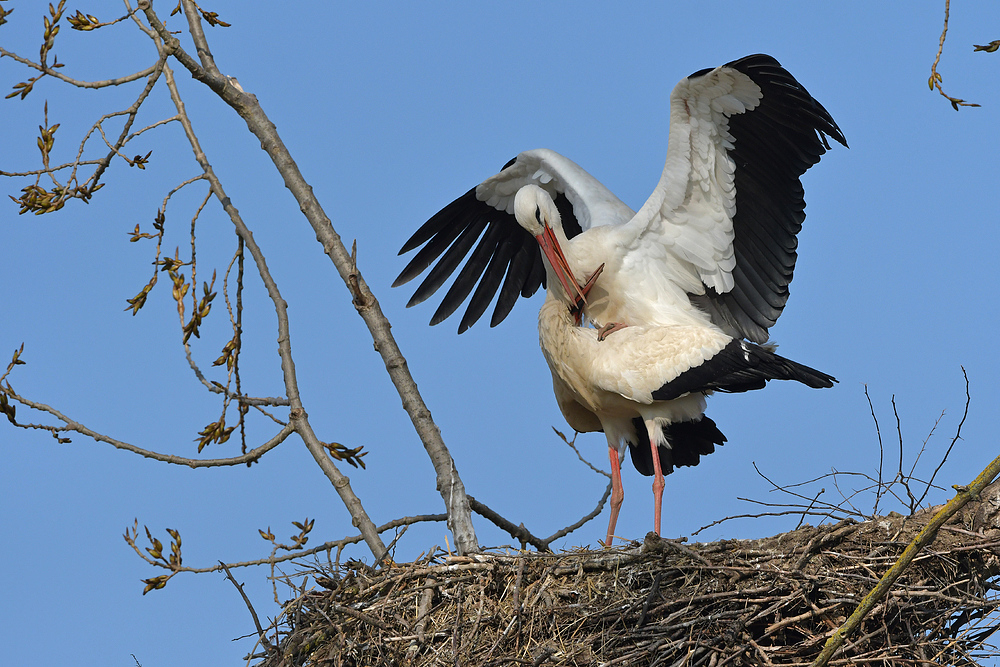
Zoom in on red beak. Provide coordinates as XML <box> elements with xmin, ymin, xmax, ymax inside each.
<box><xmin>535</xmin><ymin>226</ymin><xmax>586</xmax><ymax>306</ymax></box>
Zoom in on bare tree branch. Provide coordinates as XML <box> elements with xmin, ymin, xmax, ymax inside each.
<box><xmin>5</xmin><ymin>387</ymin><xmax>293</xmax><ymax>467</ymax></box>
<box><xmin>917</xmin><ymin>365</ymin><xmax>971</xmax><ymax>507</ymax></box>
<box><xmin>156</xmin><ymin>55</ymin><xmax>387</xmax><ymax>558</ymax></box>
<box><xmin>929</xmin><ymin>0</ymin><xmax>981</xmax><ymax>109</ymax></box>
<box><xmin>220</xmin><ymin>562</ymin><xmax>274</xmax><ymax>657</ymax></box>
<box><xmin>542</xmin><ymin>481</ymin><xmax>612</xmax><ymax>547</ymax></box>
<box><xmin>140</xmin><ymin>0</ymin><xmax>480</xmax><ymax>555</ymax></box>
<box><xmin>124</xmin><ymin>513</ymin><xmax>449</xmax><ymax>578</ymax></box>
<box><xmin>0</xmin><ymin>47</ymin><xmax>158</xmax><ymax>89</ymax></box>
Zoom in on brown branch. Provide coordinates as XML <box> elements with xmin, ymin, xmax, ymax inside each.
<box><xmin>543</xmin><ymin>481</ymin><xmax>612</xmax><ymax>546</ymax></box>
<box><xmin>6</xmin><ymin>388</ymin><xmax>293</xmax><ymax>467</ymax></box>
<box><xmin>553</xmin><ymin>427</ymin><xmax>611</xmax><ymax>478</ymax></box>
<box><xmin>917</xmin><ymin>366</ymin><xmax>970</xmax><ymax>507</ymax></box>
<box><xmin>127</xmin><ymin>512</ymin><xmax>448</xmax><ymax>576</ymax></box>
<box><xmin>0</xmin><ymin>47</ymin><xmax>158</xmax><ymax>89</ymax></box>
<box><xmin>141</xmin><ymin>0</ymin><xmax>479</xmax><ymax>554</ymax></box>
<box><xmin>469</xmin><ymin>495</ymin><xmax>546</xmax><ymax>551</ymax></box>
<box><xmin>81</xmin><ymin>55</ymin><xmax>169</xmax><ymax>196</ymax></box>
<box><xmin>0</xmin><ymin>159</ymin><xmax>107</xmax><ymax>176</ymax></box>
<box><xmin>929</xmin><ymin>0</ymin><xmax>981</xmax><ymax>109</ymax></box>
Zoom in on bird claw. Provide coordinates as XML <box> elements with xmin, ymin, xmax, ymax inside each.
<box><xmin>597</xmin><ymin>321</ymin><xmax>628</xmax><ymax>341</ymax></box>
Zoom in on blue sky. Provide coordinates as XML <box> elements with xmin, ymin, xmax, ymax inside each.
<box><xmin>2</xmin><ymin>2</ymin><xmax>999</xmax><ymax>665</ymax></box>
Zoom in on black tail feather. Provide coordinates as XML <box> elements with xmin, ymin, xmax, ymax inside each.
<box><xmin>652</xmin><ymin>339</ymin><xmax>835</xmax><ymax>402</ymax></box>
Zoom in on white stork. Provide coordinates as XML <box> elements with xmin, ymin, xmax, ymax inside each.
<box><xmin>394</xmin><ymin>54</ymin><xmax>846</xmax><ymax>546</ymax></box>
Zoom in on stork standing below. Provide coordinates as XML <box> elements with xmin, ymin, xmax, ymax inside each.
<box><xmin>394</xmin><ymin>54</ymin><xmax>846</xmax><ymax>545</ymax></box>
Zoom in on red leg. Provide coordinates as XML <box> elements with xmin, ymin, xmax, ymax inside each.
<box><xmin>646</xmin><ymin>420</ymin><xmax>665</xmax><ymax>536</ymax></box>
<box><xmin>605</xmin><ymin>446</ymin><xmax>624</xmax><ymax>547</ymax></box>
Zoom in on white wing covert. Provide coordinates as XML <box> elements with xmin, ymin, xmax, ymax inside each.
<box><xmin>624</xmin><ymin>64</ymin><xmax>762</xmax><ymax>298</ymax></box>
<box><xmin>619</xmin><ymin>54</ymin><xmax>847</xmax><ymax>343</ymax></box>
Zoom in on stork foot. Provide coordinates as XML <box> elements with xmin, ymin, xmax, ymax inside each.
<box><xmin>597</xmin><ymin>321</ymin><xmax>628</xmax><ymax>341</ymax></box>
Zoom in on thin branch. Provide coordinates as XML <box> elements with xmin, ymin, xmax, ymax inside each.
<box><xmin>917</xmin><ymin>366</ymin><xmax>971</xmax><ymax>507</ymax></box>
<box><xmin>0</xmin><ymin>47</ymin><xmax>158</xmax><ymax>89</ymax></box>
<box><xmin>866</xmin><ymin>385</ymin><xmax>886</xmax><ymax>515</ymax></box>
<box><xmin>907</xmin><ymin>408</ymin><xmax>946</xmax><ymax>484</ymax></box>
<box><xmin>543</xmin><ymin>481</ymin><xmax>612</xmax><ymax>547</ymax></box>
<box><xmin>75</xmin><ymin>55</ymin><xmax>169</xmax><ymax>197</ymax></box>
<box><xmin>6</xmin><ymin>388</ymin><xmax>292</xmax><ymax>467</ymax></box>
<box><xmin>0</xmin><ymin>159</ymin><xmax>107</xmax><ymax>177</ymax></box>
<box><xmin>553</xmin><ymin>427</ymin><xmax>610</xmax><ymax>478</ymax></box>
<box><xmin>928</xmin><ymin>0</ymin><xmax>980</xmax><ymax>109</ymax></box>
<box><xmin>220</xmin><ymin>562</ymin><xmax>274</xmax><ymax>656</ymax></box>
<box><xmin>468</xmin><ymin>495</ymin><xmax>548</xmax><ymax>551</ymax></box>
<box><xmin>127</xmin><ymin>513</ymin><xmax>447</xmax><ymax>575</ymax></box>
<box><xmin>754</xmin><ymin>463</ymin><xmax>862</xmax><ymax>516</ymax></box>
<box><xmin>692</xmin><ymin>510</ymin><xmax>853</xmax><ymax>537</ymax></box>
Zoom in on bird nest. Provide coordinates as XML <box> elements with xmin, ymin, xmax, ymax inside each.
<box><xmin>255</xmin><ymin>498</ymin><xmax>1000</xmax><ymax>667</ymax></box>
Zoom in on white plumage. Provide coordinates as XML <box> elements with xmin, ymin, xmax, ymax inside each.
<box><xmin>395</xmin><ymin>54</ymin><xmax>846</xmax><ymax>545</ymax></box>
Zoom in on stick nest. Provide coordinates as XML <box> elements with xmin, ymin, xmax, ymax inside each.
<box><xmin>257</xmin><ymin>496</ymin><xmax>1000</xmax><ymax>666</ymax></box>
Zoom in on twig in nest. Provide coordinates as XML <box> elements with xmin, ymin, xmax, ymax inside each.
<box><xmin>810</xmin><ymin>452</ymin><xmax>1000</xmax><ymax>666</ymax></box>
<box><xmin>373</xmin><ymin>523</ymin><xmax>408</xmax><ymax>569</ymax></box>
<box><xmin>514</xmin><ymin>554</ymin><xmax>525</xmax><ymax>646</ymax></box>
<box><xmin>531</xmin><ymin>646</ymin><xmax>557</xmax><ymax>666</ymax></box>
<box><xmin>917</xmin><ymin>366</ymin><xmax>971</xmax><ymax>508</ymax></box>
<box><xmin>636</xmin><ymin>571</ymin><xmax>662</xmax><ymax>627</ymax></box>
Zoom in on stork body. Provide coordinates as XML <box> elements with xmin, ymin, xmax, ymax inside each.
<box><xmin>395</xmin><ymin>54</ymin><xmax>846</xmax><ymax>544</ymax></box>
<box><xmin>525</xmin><ymin>194</ymin><xmax>834</xmax><ymax>543</ymax></box>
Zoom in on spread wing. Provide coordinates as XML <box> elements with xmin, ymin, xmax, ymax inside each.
<box><xmin>394</xmin><ymin>149</ymin><xmax>633</xmax><ymax>332</ymax></box>
<box><xmin>621</xmin><ymin>54</ymin><xmax>847</xmax><ymax>342</ymax></box>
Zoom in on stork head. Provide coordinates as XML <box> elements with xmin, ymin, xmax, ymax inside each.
<box><xmin>514</xmin><ymin>184</ymin><xmax>586</xmax><ymax>305</ymax></box>
<box><xmin>513</xmin><ymin>184</ymin><xmax>560</xmax><ymax>237</ymax></box>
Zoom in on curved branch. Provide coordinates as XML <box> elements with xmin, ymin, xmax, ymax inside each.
<box><xmin>468</xmin><ymin>482</ymin><xmax>612</xmax><ymax>551</ymax></box>
<box><xmin>928</xmin><ymin>0</ymin><xmax>980</xmax><ymax>109</ymax></box>
<box><xmin>6</xmin><ymin>388</ymin><xmax>293</xmax><ymax>467</ymax></box>
<box><xmin>543</xmin><ymin>481</ymin><xmax>612</xmax><ymax>546</ymax></box>
<box><xmin>0</xmin><ymin>47</ymin><xmax>159</xmax><ymax>89</ymax></box>
<box><xmin>468</xmin><ymin>495</ymin><xmax>547</xmax><ymax>551</ymax></box>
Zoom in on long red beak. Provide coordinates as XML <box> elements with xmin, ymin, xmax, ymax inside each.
<box><xmin>535</xmin><ymin>226</ymin><xmax>586</xmax><ymax>305</ymax></box>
